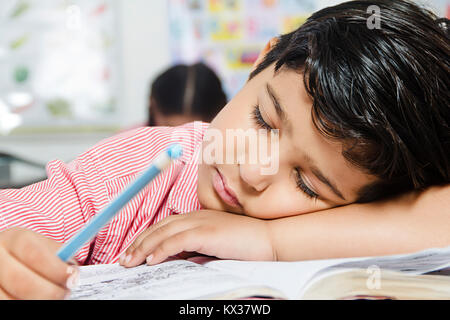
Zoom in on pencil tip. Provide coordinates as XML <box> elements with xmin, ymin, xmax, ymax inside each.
<box><xmin>168</xmin><ymin>144</ymin><xmax>183</xmax><ymax>159</ymax></box>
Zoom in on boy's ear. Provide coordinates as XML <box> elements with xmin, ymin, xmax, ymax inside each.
<box><xmin>251</xmin><ymin>37</ymin><xmax>278</xmax><ymax>72</ymax></box>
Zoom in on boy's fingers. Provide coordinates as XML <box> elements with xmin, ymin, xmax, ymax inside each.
<box><xmin>0</xmin><ymin>287</ymin><xmax>15</xmax><ymax>300</ymax></box>
<box><xmin>128</xmin><ymin>214</ymin><xmax>187</xmax><ymax>254</ymax></box>
<box><xmin>5</xmin><ymin>230</ymin><xmax>75</xmax><ymax>289</ymax></box>
<box><xmin>0</xmin><ymin>247</ymin><xmax>68</xmax><ymax>299</ymax></box>
<box><xmin>147</xmin><ymin>229</ymin><xmax>204</xmax><ymax>266</ymax></box>
<box><xmin>123</xmin><ymin>218</ymin><xmax>197</xmax><ymax>267</ymax></box>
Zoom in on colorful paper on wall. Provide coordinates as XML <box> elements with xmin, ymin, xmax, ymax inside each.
<box><xmin>167</xmin><ymin>0</ymin><xmax>449</xmax><ymax>99</ymax></box>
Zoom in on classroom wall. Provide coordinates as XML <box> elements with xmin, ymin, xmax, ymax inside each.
<box><xmin>116</xmin><ymin>0</ymin><xmax>171</xmax><ymax>128</ymax></box>
<box><xmin>1</xmin><ymin>2</ymin><xmax>171</xmax><ymax>156</ymax></box>
<box><xmin>1</xmin><ymin>0</ymin><xmax>448</xmax><ymax>186</ymax></box>
<box><xmin>0</xmin><ymin>1</ymin><xmax>170</xmax><ymax>184</ymax></box>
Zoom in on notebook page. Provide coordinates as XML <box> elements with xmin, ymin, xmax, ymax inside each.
<box><xmin>69</xmin><ymin>260</ymin><xmax>264</xmax><ymax>300</ymax></box>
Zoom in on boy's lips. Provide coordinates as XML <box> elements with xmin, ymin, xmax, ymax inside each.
<box><xmin>212</xmin><ymin>168</ymin><xmax>242</xmax><ymax>209</ymax></box>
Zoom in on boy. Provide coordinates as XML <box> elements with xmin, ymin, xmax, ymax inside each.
<box><xmin>0</xmin><ymin>0</ymin><xmax>448</xmax><ymax>299</ymax></box>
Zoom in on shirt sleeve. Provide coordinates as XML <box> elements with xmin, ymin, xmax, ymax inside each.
<box><xmin>0</xmin><ymin>142</ymin><xmax>112</xmax><ymax>263</ymax></box>
<box><xmin>0</xmin><ymin>123</ymin><xmax>203</xmax><ymax>264</ymax></box>
<box><xmin>0</xmin><ymin>126</ymin><xmax>160</xmax><ymax>264</ymax></box>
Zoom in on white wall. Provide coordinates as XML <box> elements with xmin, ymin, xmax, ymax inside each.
<box><xmin>116</xmin><ymin>0</ymin><xmax>171</xmax><ymax>128</ymax></box>
<box><xmin>0</xmin><ymin>0</ymin><xmax>171</xmax><ymax>184</ymax></box>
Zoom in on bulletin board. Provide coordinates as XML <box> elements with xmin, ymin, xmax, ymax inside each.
<box><xmin>167</xmin><ymin>0</ymin><xmax>450</xmax><ymax>100</ymax></box>
<box><xmin>0</xmin><ymin>0</ymin><xmax>121</xmax><ymax>135</ymax></box>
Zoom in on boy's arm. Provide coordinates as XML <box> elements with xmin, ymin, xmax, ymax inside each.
<box><xmin>122</xmin><ymin>184</ymin><xmax>450</xmax><ymax>266</ymax></box>
<box><xmin>269</xmin><ymin>184</ymin><xmax>450</xmax><ymax>261</ymax></box>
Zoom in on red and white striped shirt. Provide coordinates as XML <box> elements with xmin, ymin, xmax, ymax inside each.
<box><xmin>0</xmin><ymin>121</ymin><xmax>209</xmax><ymax>265</ymax></box>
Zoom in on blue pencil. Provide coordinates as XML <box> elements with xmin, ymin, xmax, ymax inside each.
<box><xmin>56</xmin><ymin>144</ymin><xmax>183</xmax><ymax>262</ymax></box>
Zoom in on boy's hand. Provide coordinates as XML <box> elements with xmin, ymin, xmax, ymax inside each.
<box><xmin>0</xmin><ymin>227</ymin><xmax>78</xmax><ymax>300</ymax></box>
<box><xmin>120</xmin><ymin>210</ymin><xmax>276</xmax><ymax>267</ymax></box>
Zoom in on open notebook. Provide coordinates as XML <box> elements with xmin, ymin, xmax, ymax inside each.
<box><xmin>69</xmin><ymin>245</ymin><xmax>450</xmax><ymax>300</ymax></box>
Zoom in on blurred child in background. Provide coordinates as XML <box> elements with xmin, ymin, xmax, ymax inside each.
<box><xmin>148</xmin><ymin>62</ymin><xmax>227</xmax><ymax>126</ymax></box>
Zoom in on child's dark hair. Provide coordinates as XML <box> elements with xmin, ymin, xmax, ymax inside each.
<box><xmin>148</xmin><ymin>62</ymin><xmax>227</xmax><ymax>125</ymax></box>
<box><xmin>249</xmin><ymin>0</ymin><xmax>449</xmax><ymax>202</ymax></box>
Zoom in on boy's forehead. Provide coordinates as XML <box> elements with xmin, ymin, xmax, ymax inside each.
<box><xmin>269</xmin><ymin>66</ymin><xmax>311</xmax><ymax>101</ymax></box>
<box><xmin>264</xmin><ymin>66</ymin><xmax>313</xmax><ymax>125</ymax></box>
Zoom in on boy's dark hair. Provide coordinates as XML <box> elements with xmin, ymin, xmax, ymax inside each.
<box><xmin>249</xmin><ymin>0</ymin><xmax>449</xmax><ymax>202</ymax></box>
<box><xmin>149</xmin><ymin>62</ymin><xmax>227</xmax><ymax>125</ymax></box>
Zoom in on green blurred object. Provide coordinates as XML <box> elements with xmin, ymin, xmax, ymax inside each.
<box><xmin>13</xmin><ymin>66</ymin><xmax>29</xmax><ymax>83</ymax></box>
<box><xmin>46</xmin><ymin>98</ymin><xmax>73</xmax><ymax>118</ymax></box>
<box><xmin>10</xmin><ymin>1</ymin><xmax>30</xmax><ymax>18</ymax></box>
<box><xmin>10</xmin><ymin>34</ymin><xmax>29</xmax><ymax>50</ymax></box>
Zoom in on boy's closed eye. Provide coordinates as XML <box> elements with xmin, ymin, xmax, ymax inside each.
<box><xmin>252</xmin><ymin>103</ymin><xmax>320</xmax><ymax>201</ymax></box>
<box><xmin>252</xmin><ymin>83</ymin><xmax>351</xmax><ymax>204</ymax></box>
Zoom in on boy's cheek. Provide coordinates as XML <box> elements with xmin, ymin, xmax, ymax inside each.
<box><xmin>196</xmin><ymin>164</ymin><xmax>221</xmax><ymax>211</ymax></box>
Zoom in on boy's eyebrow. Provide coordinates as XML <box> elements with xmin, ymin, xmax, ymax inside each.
<box><xmin>304</xmin><ymin>154</ymin><xmax>346</xmax><ymax>201</ymax></box>
<box><xmin>266</xmin><ymin>83</ymin><xmax>292</xmax><ymax>134</ymax></box>
<box><xmin>266</xmin><ymin>82</ymin><xmax>346</xmax><ymax>202</ymax></box>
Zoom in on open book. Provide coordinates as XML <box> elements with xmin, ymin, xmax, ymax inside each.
<box><xmin>69</xmin><ymin>246</ymin><xmax>450</xmax><ymax>300</ymax></box>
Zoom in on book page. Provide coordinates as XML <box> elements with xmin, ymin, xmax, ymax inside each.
<box><xmin>69</xmin><ymin>246</ymin><xmax>450</xmax><ymax>300</ymax></box>
<box><xmin>331</xmin><ymin>246</ymin><xmax>450</xmax><ymax>274</ymax></box>
<box><xmin>204</xmin><ymin>246</ymin><xmax>450</xmax><ymax>299</ymax></box>
<box><xmin>297</xmin><ymin>246</ymin><xmax>450</xmax><ymax>299</ymax></box>
<box><xmin>69</xmin><ymin>260</ymin><xmax>273</xmax><ymax>300</ymax></box>
<box><xmin>300</xmin><ymin>268</ymin><xmax>450</xmax><ymax>300</ymax></box>
<box><xmin>204</xmin><ymin>257</ymin><xmax>366</xmax><ymax>299</ymax></box>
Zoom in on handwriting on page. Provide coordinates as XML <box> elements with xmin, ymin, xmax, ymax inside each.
<box><xmin>69</xmin><ymin>260</ymin><xmax>250</xmax><ymax>300</ymax></box>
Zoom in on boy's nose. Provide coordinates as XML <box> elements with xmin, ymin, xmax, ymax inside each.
<box><xmin>238</xmin><ymin>162</ymin><xmax>271</xmax><ymax>193</ymax></box>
